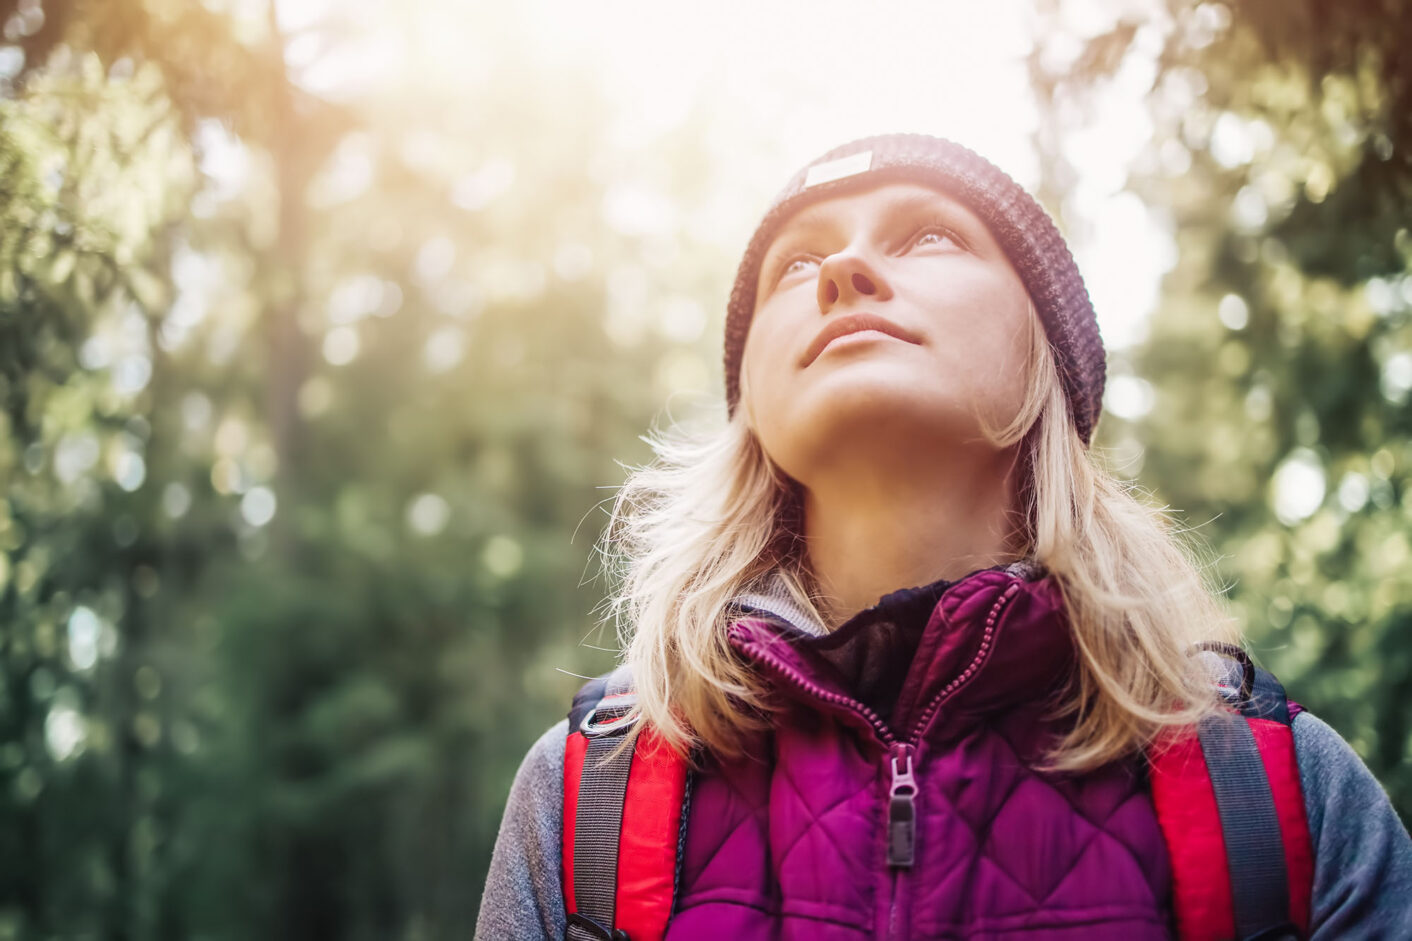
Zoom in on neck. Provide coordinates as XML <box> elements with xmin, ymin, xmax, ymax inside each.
<box><xmin>801</xmin><ymin>444</ymin><xmax>1024</xmax><ymax>630</ymax></box>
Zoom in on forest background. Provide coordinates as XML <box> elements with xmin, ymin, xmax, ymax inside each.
<box><xmin>0</xmin><ymin>0</ymin><xmax>1408</xmax><ymax>937</ymax></box>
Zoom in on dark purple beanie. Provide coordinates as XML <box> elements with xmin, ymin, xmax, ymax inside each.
<box><xmin>722</xmin><ymin>133</ymin><xmax>1106</xmax><ymax>446</ymax></box>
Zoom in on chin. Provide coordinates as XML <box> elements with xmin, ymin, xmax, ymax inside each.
<box><xmin>760</xmin><ymin>382</ymin><xmax>987</xmax><ymax>477</ymax></box>
<box><xmin>797</xmin><ymin>367</ymin><xmax>951</xmax><ymax>420</ymax></box>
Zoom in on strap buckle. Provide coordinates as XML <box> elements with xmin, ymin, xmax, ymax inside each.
<box><xmin>566</xmin><ymin>911</ymin><xmax>631</xmax><ymax>940</ymax></box>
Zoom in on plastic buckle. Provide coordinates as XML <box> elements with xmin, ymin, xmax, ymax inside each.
<box><xmin>566</xmin><ymin>911</ymin><xmax>631</xmax><ymax>940</ymax></box>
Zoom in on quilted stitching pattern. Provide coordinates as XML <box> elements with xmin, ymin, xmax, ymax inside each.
<box><xmin>667</xmin><ymin>571</ymin><xmax>1175</xmax><ymax>939</ymax></box>
<box><xmin>909</xmin><ymin>724</ymin><xmax>1169</xmax><ymax>935</ymax></box>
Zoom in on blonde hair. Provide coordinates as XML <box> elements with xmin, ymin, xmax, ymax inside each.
<box><xmin>595</xmin><ymin>305</ymin><xmax>1238</xmax><ymax>772</ymax></box>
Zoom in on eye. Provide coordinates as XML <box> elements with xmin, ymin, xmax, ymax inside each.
<box><xmin>778</xmin><ymin>255</ymin><xmax>819</xmax><ymax>281</ymax></box>
<box><xmin>909</xmin><ymin>225</ymin><xmax>962</xmax><ymax>251</ymax></box>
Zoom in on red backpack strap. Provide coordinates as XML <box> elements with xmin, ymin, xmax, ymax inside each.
<box><xmin>562</xmin><ymin>666</ymin><xmax>689</xmax><ymax>941</ymax></box>
<box><xmin>1148</xmin><ymin>646</ymin><xmax>1314</xmax><ymax>941</ymax></box>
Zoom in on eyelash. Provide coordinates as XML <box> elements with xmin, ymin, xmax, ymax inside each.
<box><xmin>772</xmin><ymin>219</ymin><xmax>966</xmax><ymax>284</ymax></box>
<box><xmin>911</xmin><ymin>220</ymin><xmax>966</xmax><ymax>250</ymax></box>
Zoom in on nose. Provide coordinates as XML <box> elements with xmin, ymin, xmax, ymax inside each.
<box><xmin>816</xmin><ymin>249</ymin><xmax>893</xmax><ymax>311</ymax></box>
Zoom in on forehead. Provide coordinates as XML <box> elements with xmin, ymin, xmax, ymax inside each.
<box><xmin>768</xmin><ymin>179</ymin><xmax>980</xmax><ymax>243</ymax></box>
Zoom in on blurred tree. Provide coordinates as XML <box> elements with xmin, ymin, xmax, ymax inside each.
<box><xmin>0</xmin><ymin>1</ymin><xmax>762</xmax><ymax>937</ymax></box>
<box><xmin>4</xmin><ymin>0</ymin><xmax>1405</xmax><ymax>936</ymax></box>
<box><xmin>0</xmin><ymin>37</ymin><xmax>198</xmax><ymax>941</ymax></box>
<box><xmin>1031</xmin><ymin>0</ymin><xmax>1412</xmax><ymax>823</ymax></box>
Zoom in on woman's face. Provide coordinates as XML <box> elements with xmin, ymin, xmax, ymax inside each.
<box><xmin>739</xmin><ymin>180</ymin><xmax>1034</xmax><ymax>482</ymax></box>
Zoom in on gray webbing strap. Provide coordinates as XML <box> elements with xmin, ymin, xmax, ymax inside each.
<box><xmin>567</xmin><ymin>731</ymin><xmax>633</xmax><ymax>940</ymax></box>
<box><xmin>567</xmin><ymin>669</ymin><xmax>637</xmax><ymax>941</ymax></box>
<box><xmin>1197</xmin><ymin>714</ymin><xmax>1292</xmax><ymax>940</ymax></box>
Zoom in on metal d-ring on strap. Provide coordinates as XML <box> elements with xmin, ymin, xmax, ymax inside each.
<box><xmin>580</xmin><ymin>702</ymin><xmax>639</xmax><ymax>737</ymax></box>
<box><xmin>566</xmin><ymin>697</ymin><xmax>638</xmax><ymax>941</ymax></box>
<box><xmin>1197</xmin><ymin>713</ymin><xmax>1297</xmax><ymax>941</ymax></box>
<box><xmin>1196</xmin><ymin>641</ymin><xmax>1257</xmax><ymax>704</ymax></box>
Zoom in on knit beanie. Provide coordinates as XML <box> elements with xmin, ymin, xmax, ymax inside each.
<box><xmin>722</xmin><ymin>133</ymin><xmax>1106</xmax><ymax>446</ymax></box>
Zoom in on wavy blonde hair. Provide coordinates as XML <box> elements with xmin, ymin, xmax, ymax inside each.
<box><xmin>595</xmin><ymin>304</ymin><xmax>1238</xmax><ymax>771</ymax></box>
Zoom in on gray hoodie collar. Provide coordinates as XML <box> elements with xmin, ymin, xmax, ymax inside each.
<box><xmin>728</xmin><ymin>558</ymin><xmax>1046</xmax><ymax>638</ymax></box>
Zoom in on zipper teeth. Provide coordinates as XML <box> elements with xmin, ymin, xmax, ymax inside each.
<box><xmin>905</xmin><ymin>581</ymin><xmax>1019</xmax><ymax>746</ymax></box>
<box><xmin>730</xmin><ymin>579</ymin><xmax>1021</xmax><ymax>749</ymax></box>
<box><xmin>733</xmin><ymin>581</ymin><xmax>1020</xmax><ymax>941</ymax></box>
<box><xmin>728</xmin><ymin>628</ymin><xmax>896</xmax><ymax>745</ymax></box>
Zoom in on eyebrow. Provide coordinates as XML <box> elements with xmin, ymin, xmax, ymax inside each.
<box><xmin>761</xmin><ymin>190</ymin><xmax>973</xmax><ymax>276</ymax></box>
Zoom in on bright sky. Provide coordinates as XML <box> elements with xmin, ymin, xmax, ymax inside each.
<box><xmin>261</xmin><ymin>0</ymin><xmax>1171</xmax><ymax>350</ymax></box>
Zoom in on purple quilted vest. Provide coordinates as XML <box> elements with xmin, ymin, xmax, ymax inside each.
<box><xmin>665</xmin><ymin>567</ymin><xmax>1174</xmax><ymax>939</ymax></box>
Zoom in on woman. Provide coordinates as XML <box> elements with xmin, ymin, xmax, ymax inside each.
<box><xmin>477</xmin><ymin>134</ymin><xmax>1412</xmax><ymax>939</ymax></box>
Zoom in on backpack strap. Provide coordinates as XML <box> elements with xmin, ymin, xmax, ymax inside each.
<box><xmin>564</xmin><ymin>650</ymin><xmax>1315</xmax><ymax>941</ymax></box>
<box><xmin>1148</xmin><ymin>645</ymin><xmax>1314</xmax><ymax>941</ymax></box>
<box><xmin>562</xmin><ymin>666</ymin><xmax>689</xmax><ymax>941</ymax></box>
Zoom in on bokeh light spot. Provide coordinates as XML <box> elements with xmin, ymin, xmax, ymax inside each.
<box><xmin>481</xmin><ymin>535</ymin><xmax>523</xmax><ymax>578</ymax></box>
<box><xmin>240</xmin><ymin>487</ymin><xmax>277</xmax><ymax>527</ymax></box>
<box><xmin>67</xmin><ymin>607</ymin><xmax>101</xmax><ymax>671</ymax></box>
<box><xmin>44</xmin><ymin>703</ymin><xmax>86</xmax><ymax>762</ymax></box>
<box><xmin>406</xmin><ymin>493</ymin><xmax>451</xmax><ymax>536</ymax></box>
<box><xmin>1270</xmin><ymin>448</ymin><xmax>1326</xmax><ymax>524</ymax></box>
<box><xmin>1103</xmin><ymin>375</ymin><xmax>1155</xmax><ymax>420</ymax></box>
<box><xmin>1218</xmin><ymin>293</ymin><xmax>1249</xmax><ymax>330</ymax></box>
<box><xmin>323</xmin><ymin>326</ymin><xmax>361</xmax><ymax>365</ymax></box>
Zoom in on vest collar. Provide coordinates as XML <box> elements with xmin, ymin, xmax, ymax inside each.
<box><xmin>730</xmin><ymin>558</ymin><xmax>1047</xmax><ymax>637</ymax></box>
<box><xmin>726</xmin><ymin>562</ymin><xmax>1075</xmax><ymax>743</ymax></box>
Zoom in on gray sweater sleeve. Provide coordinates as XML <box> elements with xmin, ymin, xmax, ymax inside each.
<box><xmin>476</xmin><ymin>712</ymin><xmax>1412</xmax><ymax>938</ymax></box>
<box><xmin>475</xmin><ymin>719</ymin><xmax>568</xmax><ymax>941</ymax></box>
<box><xmin>1293</xmin><ymin>711</ymin><xmax>1412</xmax><ymax>939</ymax></box>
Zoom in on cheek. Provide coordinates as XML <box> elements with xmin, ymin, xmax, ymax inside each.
<box><xmin>738</xmin><ymin>319</ymin><xmax>800</xmax><ymax>456</ymax></box>
<box><xmin>737</xmin><ymin>333</ymin><xmax>766</xmax><ymax>428</ymax></box>
<box><xmin>739</xmin><ymin>315</ymin><xmax>785</xmax><ymax>406</ymax></box>
<box><xmin>942</xmin><ymin>280</ymin><xmax>1033</xmax><ymax>408</ymax></box>
<box><xmin>982</xmin><ymin>294</ymin><xmax>1036</xmax><ymax>412</ymax></box>
<box><xmin>970</xmin><ymin>275</ymin><xmax>1030</xmax><ymax>353</ymax></box>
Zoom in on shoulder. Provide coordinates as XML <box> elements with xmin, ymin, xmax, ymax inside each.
<box><xmin>1289</xmin><ymin>710</ymin><xmax>1412</xmax><ymax>939</ymax></box>
<box><xmin>475</xmin><ymin>719</ymin><xmax>569</xmax><ymax>941</ymax></box>
<box><xmin>1291</xmin><ymin>711</ymin><xmax>1365</xmax><ymax>779</ymax></box>
<box><xmin>1289</xmin><ymin>709</ymin><xmax>1404</xmax><ymax>842</ymax></box>
<box><xmin>1290</xmin><ymin>709</ymin><xmax>1395</xmax><ymax>830</ymax></box>
<box><xmin>505</xmin><ymin>719</ymin><xmax>569</xmax><ymax>850</ymax></box>
<box><xmin>503</xmin><ymin>718</ymin><xmax>569</xmax><ymax>837</ymax></box>
<box><xmin>518</xmin><ymin>718</ymin><xmax>569</xmax><ymax>790</ymax></box>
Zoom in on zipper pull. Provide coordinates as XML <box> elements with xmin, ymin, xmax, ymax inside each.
<box><xmin>887</xmin><ymin>745</ymin><xmax>917</xmax><ymax>868</ymax></box>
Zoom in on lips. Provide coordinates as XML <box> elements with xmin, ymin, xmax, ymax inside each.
<box><xmin>800</xmin><ymin>313</ymin><xmax>921</xmax><ymax>367</ymax></box>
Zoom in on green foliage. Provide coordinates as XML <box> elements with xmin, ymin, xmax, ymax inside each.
<box><xmin>0</xmin><ymin>1</ymin><xmax>759</xmax><ymax>937</ymax></box>
<box><xmin>3</xmin><ymin>0</ymin><xmax>1407</xmax><ymax>936</ymax></box>
<box><xmin>1032</xmin><ymin>0</ymin><xmax>1412</xmax><ymax>822</ymax></box>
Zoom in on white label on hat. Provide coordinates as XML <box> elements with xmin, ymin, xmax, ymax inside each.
<box><xmin>803</xmin><ymin>150</ymin><xmax>873</xmax><ymax>189</ymax></box>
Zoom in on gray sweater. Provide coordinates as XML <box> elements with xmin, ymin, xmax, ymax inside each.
<box><xmin>477</xmin><ymin>578</ymin><xmax>1412</xmax><ymax>939</ymax></box>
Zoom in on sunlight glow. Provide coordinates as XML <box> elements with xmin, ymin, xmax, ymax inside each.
<box><xmin>270</xmin><ymin>0</ymin><xmax>1176</xmax><ymax>350</ymax></box>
